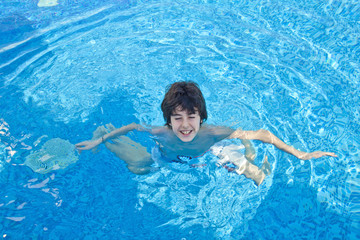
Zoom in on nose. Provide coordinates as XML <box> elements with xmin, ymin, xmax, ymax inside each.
<box><xmin>181</xmin><ymin>118</ymin><xmax>190</xmax><ymax>128</ymax></box>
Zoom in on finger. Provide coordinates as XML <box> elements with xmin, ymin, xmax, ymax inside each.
<box><xmin>326</xmin><ymin>152</ymin><xmax>338</xmax><ymax>157</ymax></box>
<box><xmin>76</xmin><ymin>146</ymin><xmax>89</xmax><ymax>150</ymax></box>
<box><xmin>313</xmin><ymin>152</ymin><xmax>337</xmax><ymax>159</ymax></box>
<box><xmin>75</xmin><ymin>142</ymin><xmax>86</xmax><ymax>147</ymax></box>
<box><xmin>75</xmin><ymin>144</ymin><xmax>87</xmax><ymax>149</ymax></box>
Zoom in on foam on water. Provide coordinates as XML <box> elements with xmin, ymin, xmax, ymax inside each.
<box><xmin>136</xmin><ymin>141</ymin><xmax>274</xmax><ymax>239</ymax></box>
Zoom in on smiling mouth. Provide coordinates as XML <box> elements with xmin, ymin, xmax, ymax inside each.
<box><xmin>180</xmin><ymin>130</ymin><xmax>192</xmax><ymax>135</ymax></box>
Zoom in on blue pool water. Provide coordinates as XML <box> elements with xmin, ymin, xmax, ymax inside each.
<box><xmin>1</xmin><ymin>0</ymin><xmax>359</xmax><ymax>239</ymax></box>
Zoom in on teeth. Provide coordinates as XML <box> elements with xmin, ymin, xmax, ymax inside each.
<box><xmin>181</xmin><ymin>130</ymin><xmax>191</xmax><ymax>134</ymax></box>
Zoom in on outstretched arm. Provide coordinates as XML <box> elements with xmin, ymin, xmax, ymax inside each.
<box><xmin>229</xmin><ymin>129</ymin><xmax>337</xmax><ymax>160</ymax></box>
<box><xmin>75</xmin><ymin>123</ymin><xmax>144</xmax><ymax>151</ymax></box>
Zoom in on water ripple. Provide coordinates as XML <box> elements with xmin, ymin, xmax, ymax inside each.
<box><xmin>0</xmin><ymin>0</ymin><xmax>359</xmax><ymax>238</ymax></box>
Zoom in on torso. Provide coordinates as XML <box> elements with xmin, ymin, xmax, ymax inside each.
<box><xmin>151</xmin><ymin>124</ymin><xmax>234</xmax><ymax>161</ymax></box>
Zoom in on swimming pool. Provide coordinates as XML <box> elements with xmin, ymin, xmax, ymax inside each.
<box><xmin>0</xmin><ymin>0</ymin><xmax>359</xmax><ymax>239</ymax></box>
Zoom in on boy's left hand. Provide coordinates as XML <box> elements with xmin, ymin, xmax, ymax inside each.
<box><xmin>298</xmin><ymin>151</ymin><xmax>338</xmax><ymax>160</ymax></box>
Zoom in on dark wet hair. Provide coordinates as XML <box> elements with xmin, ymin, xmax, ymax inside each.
<box><xmin>161</xmin><ymin>81</ymin><xmax>207</xmax><ymax>127</ymax></box>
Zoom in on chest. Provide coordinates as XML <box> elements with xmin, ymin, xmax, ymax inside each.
<box><xmin>156</xmin><ymin>136</ymin><xmax>215</xmax><ymax>160</ymax></box>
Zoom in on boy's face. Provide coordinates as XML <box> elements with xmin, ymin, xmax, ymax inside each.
<box><xmin>170</xmin><ymin>107</ymin><xmax>201</xmax><ymax>142</ymax></box>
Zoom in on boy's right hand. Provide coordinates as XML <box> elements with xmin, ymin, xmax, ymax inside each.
<box><xmin>75</xmin><ymin>139</ymin><xmax>101</xmax><ymax>153</ymax></box>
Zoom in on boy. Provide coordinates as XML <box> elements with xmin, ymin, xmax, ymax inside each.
<box><xmin>75</xmin><ymin>81</ymin><xmax>337</xmax><ymax>185</ymax></box>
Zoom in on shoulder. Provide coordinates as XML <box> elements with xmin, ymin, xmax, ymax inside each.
<box><xmin>200</xmin><ymin>124</ymin><xmax>235</xmax><ymax>138</ymax></box>
<box><xmin>149</xmin><ymin>126</ymin><xmax>171</xmax><ymax>136</ymax></box>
